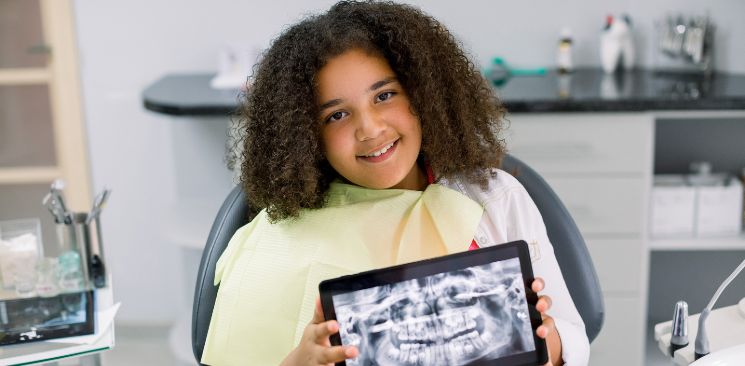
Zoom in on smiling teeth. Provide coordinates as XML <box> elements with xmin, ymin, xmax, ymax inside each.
<box><xmin>365</xmin><ymin>142</ymin><xmax>395</xmax><ymax>157</ymax></box>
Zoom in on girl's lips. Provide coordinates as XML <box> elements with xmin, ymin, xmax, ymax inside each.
<box><xmin>358</xmin><ymin>140</ymin><xmax>398</xmax><ymax>163</ymax></box>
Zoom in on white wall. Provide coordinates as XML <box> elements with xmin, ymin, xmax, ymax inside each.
<box><xmin>72</xmin><ymin>0</ymin><xmax>745</xmax><ymax>325</ymax></box>
<box><xmin>419</xmin><ymin>0</ymin><xmax>745</xmax><ymax>73</ymax></box>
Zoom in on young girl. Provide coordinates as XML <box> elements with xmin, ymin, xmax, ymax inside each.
<box><xmin>202</xmin><ymin>1</ymin><xmax>589</xmax><ymax>365</ymax></box>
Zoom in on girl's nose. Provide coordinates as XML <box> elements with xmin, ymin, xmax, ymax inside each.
<box><xmin>355</xmin><ymin>111</ymin><xmax>387</xmax><ymax>142</ymax></box>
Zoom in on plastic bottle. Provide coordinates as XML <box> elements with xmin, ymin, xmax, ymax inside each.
<box><xmin>557</xmin><ymin>27</ymin><xmax>573</xmax><ymax>74</ymax></box>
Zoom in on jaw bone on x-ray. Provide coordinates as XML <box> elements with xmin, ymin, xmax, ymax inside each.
<box><xmin>333</xmin><ymin>258</ymin><xmax>535</xmax><ymax>366</ymax></box>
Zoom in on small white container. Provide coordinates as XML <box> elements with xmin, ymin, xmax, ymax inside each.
<box><xmin>694</xmin><ymin>177</ymin><xmax>744</xmax><ymax>237</ymax></box>
<box><xmin>651</xmin><ymin>175</ymin><xmax>696</xmax><ymax>238</ymax></box>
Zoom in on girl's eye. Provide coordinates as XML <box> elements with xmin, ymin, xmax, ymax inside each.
<box><xmin>376</xmin><ymin>91</ymin><xmax>395</xmax><ymax>102</ymax></box>
<box><xmin>326</xmin><ymin>111</ymin><xmax>347</xmax><ymax>123</ymax></box>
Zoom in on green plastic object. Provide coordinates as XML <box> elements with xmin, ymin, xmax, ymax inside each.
<box><xmin>486</xmin><ymin>57</ymin><xmax>547</xmax><ymax>87</ymax></box>
<box><xmin>493</xmin><ymin>57</ymin><xmax>546</xmax><ymax>75</ymax></box>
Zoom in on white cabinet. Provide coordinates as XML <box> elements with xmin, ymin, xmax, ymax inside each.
<box><xmin>506</xmin><ymin>112</ymin><xmax>654</xmax><ymax>366</ymax></box>
<box><xmin>589</xmin><ymin>296</ymin><xmax>646</xmax><ymax>366</ymax></box>
<box><xmin>585</xmin><ymin>239</ymin><xmax>645</xmax><ymax>294</ymax></box>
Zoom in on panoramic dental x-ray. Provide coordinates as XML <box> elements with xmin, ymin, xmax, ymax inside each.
<box><xmin>332</xmin><ymin>258</ymin><xmax>535</xmax><ymax>365</ymax></box>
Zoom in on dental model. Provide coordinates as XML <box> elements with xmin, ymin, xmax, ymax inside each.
<box><xmin>601</xmin><ymin>14</ymin><xmax>635</xmax><ymax>73</ymax></box>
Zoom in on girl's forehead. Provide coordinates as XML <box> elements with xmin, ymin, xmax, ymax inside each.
<box><xmin>316</xmin><ymin>49</ymin><xmax>396</xmax><ymax>97</ymax></box>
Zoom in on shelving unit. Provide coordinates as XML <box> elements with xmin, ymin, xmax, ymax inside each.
<box><xmin>646</xmin><ymin>112</ymin><xmax>745</xmax><ymax>364</ymax></box>
<box><xmin>0</xmin><ymin>0</ymin><xmax>92</xmax><ymax>207</ymax></box>
<box><xmin>649</xmin><ymin>114</ymin><xmax>745</xmax><ymax>251</ymax></box>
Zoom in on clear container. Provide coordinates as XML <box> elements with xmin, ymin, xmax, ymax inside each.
<box><xmin>35</xmin><ymin>257</ymin><xmax>60</xmax><ymax>298</ymax></box>
<box><xmin>0</xmin><ymin>219</ymin><xmax>43</xmax><ymax>297</ymax></box>
<box><xmin>58</xmin><ymin>250</ymin><xmax>85</xmax><ymax>293</ymax></box>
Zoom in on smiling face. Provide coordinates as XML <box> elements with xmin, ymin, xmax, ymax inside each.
<box><xmin>317</xmin><ymin>48</ymin><xmax>426</xmax><ymax>191</ymax></box>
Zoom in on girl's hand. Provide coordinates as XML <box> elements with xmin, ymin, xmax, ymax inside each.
<box><xmin>280</xmin><ymin>298</ymin><xmax>359</xmax><ymax>366</ymax></box>
<box><xmin>531</xmin><ymin>277</ymin><xmax>562</xmax><ymax>366</ymax></box>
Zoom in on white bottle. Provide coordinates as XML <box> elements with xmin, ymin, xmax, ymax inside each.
<box><xmin>557</xmin><ymin>27</ymin><xmax>573</xmax><ymax>73</ymax></box>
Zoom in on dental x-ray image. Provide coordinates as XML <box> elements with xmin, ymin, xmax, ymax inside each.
<box><xmin>332</xmin><ymin>258</ymin><xmax>535</xmax><ymax>366</ymax></box>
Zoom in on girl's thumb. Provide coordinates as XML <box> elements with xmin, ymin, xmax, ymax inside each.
<box><xmin>311</xmin><ymin>297</ymin><xmax>325</xmax><ymax>324</ymax></box>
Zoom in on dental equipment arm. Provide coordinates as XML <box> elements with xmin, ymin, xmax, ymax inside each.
<box><xmin>694</xmin><ymin>259</ymin><xmax>745</xmax><ymax>359</ymax></box>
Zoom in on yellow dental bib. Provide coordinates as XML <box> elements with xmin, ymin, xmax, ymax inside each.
<box><xmin>201</xmin><ymin>182</ymin><xmax>484</xmax><ymax>366</ymax></box>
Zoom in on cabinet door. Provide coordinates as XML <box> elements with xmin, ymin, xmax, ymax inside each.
<box><xmin>545</xmin><ymin>176</ymin><xmax>647</xmax><ymax>236</ymax></box>
<box><xmin>505</xmin><ymin>113</ymin><xmax>654</xmax><ymax>175</ymax></box>
<box><xmin>0</xmin><ymin>0</ymin><xmax>91</xmax><ymax>252</ymax></box>
<box><xmin>585</xmin><ymin>238</ymin><xmax>645</xmax><ymax>294</ymax></box>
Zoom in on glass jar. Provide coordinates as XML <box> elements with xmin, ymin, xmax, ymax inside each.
<box><xmin>35</xmin><ymin>257</ymin><xmax>60</xmax><ymax>297</ymax></box>
<box><xmin>58</xmin><ymin>250</ymin><xmax>85</xmax><ymax>292</ymax></box>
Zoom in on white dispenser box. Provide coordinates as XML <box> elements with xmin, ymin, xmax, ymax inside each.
<box><xmin>651</xmin><ymin>175</ymin><xmax>696</xmax><ymax>238</ymax></box>
<box><xmin>694</xmin><ymin>177</ymin><xmax>744</xmax><ymax>237</ymax></box>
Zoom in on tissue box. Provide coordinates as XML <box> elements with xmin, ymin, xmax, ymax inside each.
<box><xmin>651</xmin><ymin>175</ymin><xmax>696</xmax><ymax>238</ymax></box>
<box><xmin>695</xmin><ymin>178</ymin><xmax>744</xmax><ymax>237</ymax></box>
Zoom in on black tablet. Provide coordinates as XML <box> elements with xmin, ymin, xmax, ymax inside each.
<box><xmin>319</xmin><ymin>240</ymin><xmax>548</xmax><ymax>366</ymax></box>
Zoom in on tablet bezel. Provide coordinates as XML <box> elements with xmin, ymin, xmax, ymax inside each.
<box><xmin>319</xmin><ymin>239</ymin><xmax>548</xmax><ymax>366</ymax></box>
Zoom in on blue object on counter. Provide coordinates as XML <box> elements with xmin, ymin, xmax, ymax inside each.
<box><xmin>486</xmin><ymin>57</ymin><xmax>547</xmax><ymax>87</ymax></box>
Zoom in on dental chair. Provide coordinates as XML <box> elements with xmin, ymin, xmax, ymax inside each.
<box><xmin>191</xmin><ymin>154</ymin><xmax>604</xmax><ymax>363</ymax></box>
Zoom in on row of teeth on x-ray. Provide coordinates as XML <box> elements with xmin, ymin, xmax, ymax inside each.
<box><xmin>384</xmin><ymin>329</ymin><xmax>498</xmax><ymax>364</ymax></box>
<box><xmin>371</xmin><ymin>307</ymin><xmax>480</xmax><ymax>341</ymax></box>
<box><xmin>384</xmin><ymin>305</ymin><xmax>500</xmax><ymax>365</ymax></box>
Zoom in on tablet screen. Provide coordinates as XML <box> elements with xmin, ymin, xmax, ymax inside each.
<box><xmin>320</xmin><ymin>240</ymin><xmax>547</xmax><ymax>366</ymax></box>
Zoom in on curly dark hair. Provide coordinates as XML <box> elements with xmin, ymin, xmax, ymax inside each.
<box><xmin>237</xmin><ymin>0</ymin><xmax>507</xmax><ymax>221</ymax></box>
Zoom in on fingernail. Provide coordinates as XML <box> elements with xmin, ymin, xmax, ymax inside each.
<box><xmin>328</xmin><ymin>321</ymin><xmax>338</xmax><ymax>332</ymax></box>
<box><xmin>345</xmin><ymin>346</ymin><xmax>358</xmax><ymax>357</ymax></box>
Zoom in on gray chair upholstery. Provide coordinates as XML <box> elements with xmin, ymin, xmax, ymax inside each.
<box><xmin>192</xmin><ymin>154</ymin><xmax>604</xmax><ymax>363</ymax></box>
<box><xmin>191</xmin><ymin>186</ymin><xmax>257</xmax><ymax>364</ymax></box>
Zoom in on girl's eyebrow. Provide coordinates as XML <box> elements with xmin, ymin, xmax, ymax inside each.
<box><xmin>368</xmin><ymin>76</ymin><xmax>397</xmax><ymax>92</ymax></box>
<box><xmin>318</xmin><ymin>76</ymin><xmax>398</xmax><ymax>112</ymax></box>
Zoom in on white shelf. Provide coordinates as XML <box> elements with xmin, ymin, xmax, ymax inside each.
<box><xmin>650</xmin><ymin>233</ymin><xmax>745</xmax><ymax>251</ymax></box>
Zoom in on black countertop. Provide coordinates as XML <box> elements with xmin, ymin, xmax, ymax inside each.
<box><xmin>142</xmin><ymin>68</ymin><xmax>745</xmax><ymax>116</ymax></box>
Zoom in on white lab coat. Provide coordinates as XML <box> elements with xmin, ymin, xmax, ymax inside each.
<box><xmin>441</xmin><ymin>169</ymin><xmax>591</xmax><ymax>366</ymax></box>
